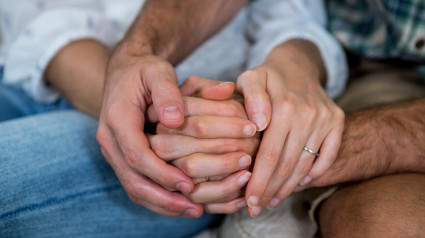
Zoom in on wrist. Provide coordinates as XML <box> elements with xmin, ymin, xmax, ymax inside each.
<box><xmin>264</xmin><ymin>39</ymin><xmax>327</xmax><ymax>85</ymax></box>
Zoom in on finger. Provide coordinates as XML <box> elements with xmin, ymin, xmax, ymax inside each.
<box><xmin>193</xmin><ymin>174</ymin><xmax>228</xmax><ymax>185</ymax></box>
<box><xmin>266</xmin><ymin>132</ymin><xmax>322</xmax><ymax>208</ymax></box>
<box><xmin>187</xmin><ymin>170</ymin><xmax>251</xmax><ymax>204</ymax></box>
<box><xmin>171</xmin><ymin>152</ymin><xmax>252</xmax><ymax>178</ymax></box>
<box><xmin>157</xmin><ymin>116</ymin><xmax>256</xmax><ymax>139</ymax></box>
<box><xmin>180</xmin><ymin>75</ymin><xmax>234</xmax><ymax>100</ymax></box>
<box><xmin>122</xmin><ymin>173</ymin><xmax>203</xmax><ymax>218</ymax></box>
<box><xmin>143</xmin><ymin>62</ymin><xmax>184</xmax><ymax>128</ymax></box>
<box><xmin>147</xmin><ymin>97</ymin><xmax>247</xmax><ymax>123</ymax></box>
<box><xmin>301</xmin><ymin>128</ymin><xmax>342</xmax><ymax>186</ymax></box>
<box><xmin>250</xmin><ymin>127</ymin><xmax>308</xmax><ymax>213</ymax></box>
<box><xmin>237</xmin><ymin>69</ymin><xmax>272</xmax><ymax>131</ymax></box>
<box><xmin>204</xmin><ymin>197</ymin><xmax>247</xmax><ymax>214</ymax></box>
<box><xmin>244</xmin><ymin>108</ymin><xmax>289</xmax><ymax>217</ymax></box>
<box><xmin>148</xmin><ymin>134</ymin><xmax>260</xmax><ymax>160</ymax></box>
<box><xmin>103</xmin><ymin>104</ymin><xmax>193</xmax><ymax>194</ymax></box>
<box><xmin>97</xmin><ymin>128</ymin><xmax>201</xmax><ymax>217</ymax></box>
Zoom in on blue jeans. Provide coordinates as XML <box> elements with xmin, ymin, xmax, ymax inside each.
<box><xmin>0</xmin><ymin>72</ymin><xmax>220</xmax><ymax>237</ymax></box>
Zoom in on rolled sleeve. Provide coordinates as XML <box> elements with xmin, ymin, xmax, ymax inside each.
<box><xmin>2</xmin><ymin>4</ymin><xmax>117</xmax><ymax>102</ymax></box>
<box><xmin>246</xmin><ymin>0</ymin><xmax>348</xmax><ymax>98</ymax></box>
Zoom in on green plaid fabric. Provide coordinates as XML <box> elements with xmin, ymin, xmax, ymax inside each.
<box><xmin>326</xmin><ymin>0</ymin><xmax>425</xmax><ymax>62</ymax></box>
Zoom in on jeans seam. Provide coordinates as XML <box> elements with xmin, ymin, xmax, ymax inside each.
<box><xmin>0</xmin><ymin>184</ymin><xmax>123</xmax><ymax>220</ymax></box>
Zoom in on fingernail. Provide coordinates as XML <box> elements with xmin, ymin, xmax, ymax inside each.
<box><xmin>251</xmin><ymin>113</ymin><xmax>267</xmax><ymax>131</ymax></box>
<box><xmin>238</xmin><ymin>172</ymin><xmax>252</xmax><ymax>186</ymax></box>
<box><xmin>247</xmin><ymin>196</ymin><xmax>259</xmax><ymax>207</ymax></box>
<box><xmin>244</xmin><ymin>124</ymin><xmax>256</xmax><ymax>136</ymax></box>
<box><xmin>163</xmin><ymin>106</ymin><xmax>182</xmax><ymax>121</ymax></box>
<box><xmin>237</xmin><ymin>200</ymin><xmax>247</xmax><ymax>208</ymax></box>
<box><xmin>176</xmin><ymin>182</ymin><xmax>191</xmax><ymax>194</ymax></box>
<box><xmin>183</xmin><ymin>208</ymin><xmax>199</xmax><ymax>218</ymax></box>
<box><xmin>239</xmin><ymin>155</ymin><xmax>252</xmax><ymax>168</ymax></box>
<box><xmin>268</xmin><ymin>197</ymin><xmax>280</xmax><ymax>208</ymax></box>
<box><xmin>250</xmin><ymin>206</ymin><xmax>262</xmax><ymax>217</ymax></box>
<box><xmin>300</xmin><ymin>176</ymin><xmax>312</xmax><ymax>186</ymax></box>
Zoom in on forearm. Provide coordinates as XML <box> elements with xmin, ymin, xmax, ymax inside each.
<box><xmin>121</xmin><ymin>0</ymin><xmax>247</xmax><ymax>64</ymax></box>
<box><xmin>45</xmin><ymin>40</ymin><xmax>109</xmax><ymax>118</ymax></box>
<box><xmin>340</xmin><ymin>97</ymin><xmax>425</xmax><ymax>178</ymax></box>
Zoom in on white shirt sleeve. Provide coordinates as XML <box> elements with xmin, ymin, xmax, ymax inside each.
<box><xmin>0</xmin><ymin>0</ymin><xmax>120</xmax><ymax>103</ymax></box>
<box><xmin>246</xmin><ymin>0</ymin><xmax>348</xmax><ymax>99</ymax></box>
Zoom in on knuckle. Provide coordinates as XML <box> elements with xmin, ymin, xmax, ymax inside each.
<box><xmin>105</xmin><ymin>103</ymin><xmax>120</xmax><ymax>127</ymax></box>
<box><xmin>192</xmin><ymin>120</ymin><xmax>208</xmax><ymax>136</ymax></box>
<box><xmin>179</xmin><ymin>159</ymin><xmax>199</xmax><ymax>177</ymax></box>
<box><xmin>185</xmin><ymin>75</ymin><xmax>200</xmax><ymax>85</ymax></box>
<box><xmin>221</xmin><ymin>100</ymin><xmax>245</xmax><ymax>118</ymax></box>
<box><xmin>186</xmin><ymin>192</ymin><xmax>200</xmax><ymax>204</ymax></box>
<box><xmin>275</xmin><ymin>100</ymin><xmax>294</xmax><ymax>116</ymax></box>
<box><xmin>261</xmin><ymin>150</ymin><xmax>280</xmax><ymax>166</ymax></box>
<box><xmin>219</xmin><ymin>139</ymin><xmax>239</xmax><ymax>152</ymax></box>
<box><xmin>161</xmin><ymin>198</ymin><xmax>180</xmax><ymax>212</ymax></box>
<box><xmin>219</xmin><ymin>183</ymin><xmax>234</xmax><ymax>196</ymax></box>
<box><xmin>276</xmin><ymin>162</ymin><xmax>293</xmax><ymax>178</ymax></box>
<box><xmin>149</xmin><ymin>135</ymin><xmax>172</xmax><ymax>158</ymax></box>
<box><xmin>334</xmin><ymin>107</ymin><xmax>345</xmax><ymax>122</ymax></box>
<box><xmin>125</xmin><ymin>150</ymin><xmax>141</xmax><ymax>169</ymax></box>
<box><xmin>96</xmin><ymin>127</ymin><xmax>108</xmax><ymax>147</ymax></box>
<box><xmin>155</xmin><ymin>79</ymin><xmax>177</xmax><ymax>93</ymax></box>
<box><xmin>237</xmin><ymin>69</ymin><xmax>262</xmax><ymax>88</ymax></box>
<box><xmin>124</xmin><ymin>181</ymin><xmax>140</xmax><ymax>204</ymax></box>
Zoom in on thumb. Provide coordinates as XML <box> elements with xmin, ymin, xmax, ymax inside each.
<box><xmin>180</xmin><ymin>75</ymin><xmax>234</xmax><ymax>100</ymax></box>
<box><xmin>237</xmin><ymin>69</ymin><xmax>272</xmax><ymax>131</ymax></box>
<box><xmin>145</xmin><ymin>61</ymin><xmax>184</xmax><ymax>129</ymax></box>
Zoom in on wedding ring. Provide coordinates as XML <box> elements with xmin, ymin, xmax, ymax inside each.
<box><xmin>303</xmin><ymin>147</ymin><xmax>320</xmax><ymax>157</ymax></box>
<box><xmin>205</xmin><ymin>177</ymin><xmax>210</xmax><ymax>182</ymax></box>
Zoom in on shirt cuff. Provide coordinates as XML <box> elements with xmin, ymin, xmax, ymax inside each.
<box><xmin>3</xmin><ymin>8</ymin><xmax>117</xmax><ymax>103</ymax></box>
<box><xmin>246</xmin><ymin>22</ymin><xmax>348</xmax><ymax>99</ymax></box>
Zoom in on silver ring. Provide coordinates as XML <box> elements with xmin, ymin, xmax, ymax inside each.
<box><xmin>303</xmin><ymin>147</ymin><xmax>320</xmax><ymax>157</ymax></box>
<box><xmin>205</xmin><ymin>177</ymin><xmax>210</xmax><ymax>182</ymax></box>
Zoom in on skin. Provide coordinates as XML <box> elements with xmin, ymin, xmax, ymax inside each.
<box><xmin>96</xmin><ymin>0</ymin><xmax>247</xmax><ymax>218</ymax></box>
<box><xmin>45</xmin><ymin>36</ymin><xmax>344</xmax><ymax>219</ymax></box>
<box><xmin>44</xmin><ymin>38</ymin><xmax>258</xmax><ymax>215</ymax></box>
<box><xmin>237</xmin><ymin>40</ymin><xmax>344</xmax><ymax>216</ymax></box>
<box><xmin>299</xmin><ymin>97</ymin><xmax>425</xmax><ymax>189</ymax></box>
<box><xmin>45</xmin><ymin>40</ymin><xmax>108</xmax><ymax>118</ymax></box>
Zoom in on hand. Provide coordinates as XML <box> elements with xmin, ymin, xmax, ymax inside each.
<box><xmin>97</xmin><ymin>48</ymin><xmax>203</xmax><ymax>218</ymax></box>
<box><xmin>238</xmin><ymin>40</ymin><xmax>345</xmax><ymax>216</ymax></box>
<box><xmin>147</xmin><ymin>76</ymin><xmax>260</xmax><ymax>214</ymax></box>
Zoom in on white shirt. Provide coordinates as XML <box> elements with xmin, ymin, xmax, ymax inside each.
<box><xmin>0</xmin><ymin>0</ymin><xmax>347</xmax><ymax>103</ymax></box>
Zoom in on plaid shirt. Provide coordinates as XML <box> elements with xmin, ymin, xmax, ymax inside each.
<box><xmin>326</xmin><ymin>0</ymin><xmax>425</xmax><ymax>63</ymax></box>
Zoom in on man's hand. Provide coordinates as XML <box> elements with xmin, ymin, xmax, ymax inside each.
<box><xmin>97</xmin><ymin>50</ymin><xmax>205</xmax><ymax>217</ymax></box>
<box><xmin>238</xmin><ymin>40</ymin><xmax>345</xmax><ymax>217</ymax></box>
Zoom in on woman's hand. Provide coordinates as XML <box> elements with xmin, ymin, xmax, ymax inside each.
<box><xmin>147</xmin><ymin>77</ymin><xmax>261</xmax><ymax>214</ymax></box>
<box><xmin>238</xmin><ymin>40</ymin><xmax>345</xmax><ymax>217</ymax></box>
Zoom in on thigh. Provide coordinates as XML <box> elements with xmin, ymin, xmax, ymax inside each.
<box><xmin>336</xmin><ymin>62</ymin><xmax>425</xmax><ymax>112</ymax></box>
<box><xmin>0</xmin><ymin>111</ymin><xmax>219</xmax><ymax>238</ymax></box>
<box><xmin>0</xmin><ymin>83</ymin><xmax>72</xmax><ymax>122</ymax></box>
<box><xmin>318</xmin><ymin>174</ymin><xmax>425</xmax><ymax>238</ymax></box>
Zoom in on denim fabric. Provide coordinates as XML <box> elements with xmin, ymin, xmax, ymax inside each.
<box><xmin>0</xmin><ymin>66</ymin><xmax>73</xmax><ymax>122</ymax></box>
<box><xmin>0</xmin><ymin>111</ymin><xmax>220</xmax><ymax>237</ymax></box>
